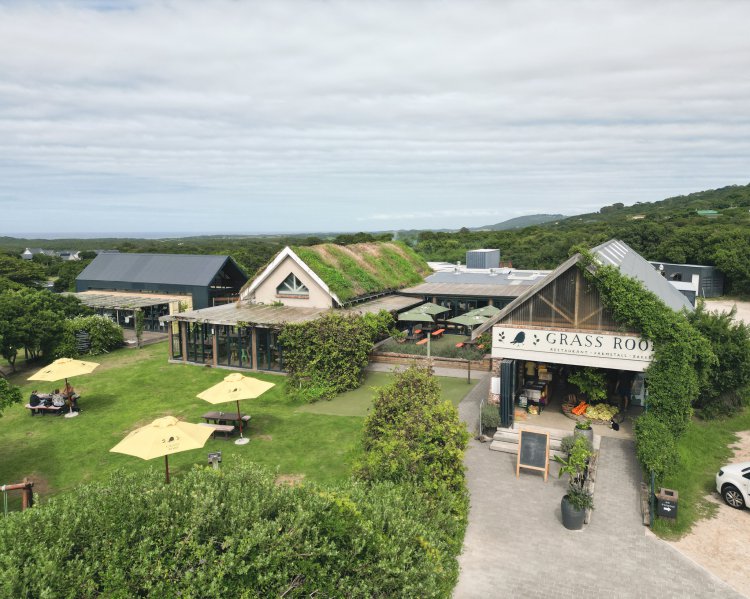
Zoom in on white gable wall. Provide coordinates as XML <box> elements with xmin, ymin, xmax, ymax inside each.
<box><xmin>247</xmin><ymin>254</ymin><xmax>335</xmax><ymax>309</ymax></box>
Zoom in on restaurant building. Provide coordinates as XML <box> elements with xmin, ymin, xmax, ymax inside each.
<box><xmin>160</xmin><ymin>242</ymin><xmax>428</xmax><ymax>372</ymax></box>
<box><xmin>474</xmin><ymin>239</ymin><xmax>693</xmax><ymax>428</ymax></box>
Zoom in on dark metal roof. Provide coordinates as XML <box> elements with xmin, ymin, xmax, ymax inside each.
<box><xmin>76</xmin><ymin>253</ymin><xmax>235</xmax><ymax>287</ymax></box>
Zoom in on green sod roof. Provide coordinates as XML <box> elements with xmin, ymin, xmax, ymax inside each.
<box><xmin>291</xmin><ymin>241</ymin><xmax>430</xmax><ymax>304</ymax></box>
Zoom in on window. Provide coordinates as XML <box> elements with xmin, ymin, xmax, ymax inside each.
<box><xmin>276</xmin><ymin>273</ymin><xmax>309</xmax><ymax>298</ymax></box>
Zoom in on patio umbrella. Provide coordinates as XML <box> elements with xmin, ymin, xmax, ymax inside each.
<box><xmin>410</xmin><ymin>302</ymin><xmax>450</xmax><ymax>316</ymax></box>
<box><xmin>397</xmin><ymin>311</ymin><xmax>435</xmax><ymax>323</ymax></box>
<box><xmin>465</xmin><ymin>305</ymin><xmax>501</xmax><ymax>318</ymax></box>
<box><xmin>197</xmin><ymin>373</ymin><xmax>275</xmax><ymax>446</ymax></box>
<box><xmin>28</xmin><ymin>357</ymin><xmax>100</xmax><ymax>419</ymax></box>
<box><xmin>110</xmin><ymin>416</ymin><xmax>213</xmax><ymax>483</ymax></box>
<box><xmin>447</xmin><ymin>314</ymin><xmax>490</xmax><ymax>327</ymax></box>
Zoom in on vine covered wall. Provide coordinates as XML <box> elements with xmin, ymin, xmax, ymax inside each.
<box><xmin>576</xmin><ymin>250</ymin><xmax>716</xmax><ymax>482</ymax></box>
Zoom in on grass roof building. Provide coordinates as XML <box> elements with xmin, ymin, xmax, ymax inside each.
<box><xmin>162</xmin><ymin>242</ymin><xmax>428</xmax><ymax>372</ymax></box>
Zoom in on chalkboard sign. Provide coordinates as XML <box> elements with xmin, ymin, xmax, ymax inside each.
<box><xmin>516</xmin><ymin>430</ymin><xmax>550</xmax><ymax>481</ymax></box>
<box><xmin>75</xmin><ymin>331</ymin><xmax>91</xmax><ymax>353</ymax></box>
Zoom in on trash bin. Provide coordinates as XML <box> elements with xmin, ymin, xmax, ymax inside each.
<box><xmin>656</xmin><ymin>488</ymin><xmax>678</xmax><ymax>519</ymax></box>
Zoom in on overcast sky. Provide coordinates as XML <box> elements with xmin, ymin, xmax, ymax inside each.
<box><xmin>1</xmin><ymin>0</ymin><xmax>749</xmax><ymax>236</ymax></box>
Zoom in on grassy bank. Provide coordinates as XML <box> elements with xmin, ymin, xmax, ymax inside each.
<box><xmin>652</xmin><ymin>407</ymin><xmax>750</xmax><ymax>539</ymax></box>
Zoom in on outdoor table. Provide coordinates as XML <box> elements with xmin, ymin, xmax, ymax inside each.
<box><xmin>202</xmin><ymin>411</ymin><xmax>251</xmax><ymax>425</ymax></box>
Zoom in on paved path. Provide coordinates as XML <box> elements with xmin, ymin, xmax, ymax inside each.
<box><xmin>455</xmin><ymin>394</ymin><xmax>744</xmax><ymax>597</ymax></box>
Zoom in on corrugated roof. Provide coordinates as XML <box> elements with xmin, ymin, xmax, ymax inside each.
<box><xmin>425</xmin><ymin>270</ymin><xmax>548</xmax><ymax>286</ymax></box>
<box><xmin>162</xmin><ymin>302</ymin><xmax>327</xmax><ymax>327</ymax></box>
<box><xmin>345</xmin><ymin>295</ymin><xmax>424</xmax><ymax>315</ymax></box>
<box><xmin>399</xmin><ymin>282</ymin><xmax>529</xmax><ymax>298</ymax></box>
<box><xmin>592</xmin><ymin>240</ymin><xmax>693</xmax><ymax>312</ymax></box>
<box><xmin>72</xmin><ymin>290</ymin><xmax>191</xmax><ymax>310</ymax></box>
<box><xmin>76</xmin><ymin>253</ymin><xmax>234</xmax><ymax>287</ymax></box>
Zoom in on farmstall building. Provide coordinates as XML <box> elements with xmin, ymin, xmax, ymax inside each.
<box><xmin>74</xmin><ymin>253</ymin><xmax>247</xmax><ymax>331</ymax></box>
<box><xmin>160</xmin><ymin>242</ymin><xmax>428</xmax><ymax>372</ymax></box>
<box><xmin>474</xmin><ymin>240</ymin><xmax>693</xmax><ymax>428</ymax></box>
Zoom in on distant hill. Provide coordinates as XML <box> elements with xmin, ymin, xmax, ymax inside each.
<box><xmin>472</xmin><ymin>214</ymin><xmax>566</xmax><ymax>231</ymax></box>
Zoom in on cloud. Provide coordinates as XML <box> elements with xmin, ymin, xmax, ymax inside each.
<box><xmin>0</xmin><ymin>0</ymin><xmax>749</xmax><ymax>233</ymax></box>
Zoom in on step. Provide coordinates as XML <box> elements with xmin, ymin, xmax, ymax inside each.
<box><xmin>489</xmin><ymin>440</ymin><xmax>566</xmax><ymax>459</ymax></box>
<box><xmin>496</xmin><ymin>423</ymin><xmax>572</xmax><ymax>441</ymax></box>
<box><xmin>492</xmin><ymin>430</ymin><xmax>564</xmax><ymax>451</ymax></box>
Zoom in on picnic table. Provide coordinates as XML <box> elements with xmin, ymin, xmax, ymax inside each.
<box><xmin>199</xmin><ymin>422</ymin><xmax>237</xmax><ymax>440</ymax></box>
<box><xmin>202</xmin><ymin>411</ymin><xmax>251</xmax><ymax>425</ymax></box>
<box><xmin>431</xmin><ymin>328</ymin><xmax>445</xmax><ymax>339</ymax></box>
<box><xmin>25</xmin><ymin>403</ymin><xmax>65</xmax><ymax>416</ymax></box>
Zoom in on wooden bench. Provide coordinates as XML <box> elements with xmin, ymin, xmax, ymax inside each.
<box><xmin>25</xmin><ymin>403</ymin><xmax>64</xmax><ymax>416</ymax></box>
<box><xmin>199</xmin><ymin>422</ymin><xmax>236</xmax><ymax>440</ymax></box>
<box><xmin>431</xmin><ymin>328</ymin><xmax>445</xmax><ymax>339</ymax></box>
<box><xmin>416</xmin><ymin>338</ymin><xmax>429</xmax><ymax>345</ymax></box>
<box><xmin>455</xmin><ymin>342</ymin><xmax>465</xmax><ymax>348</ymax></box>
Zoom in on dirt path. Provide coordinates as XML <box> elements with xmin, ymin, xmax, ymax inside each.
<box><xmin>705</xmin><ymin>299</ymin><xmax>750</xmax><ymax>325</ymax></box>
<box><xmin>670</xmin><ymin>430</ymin><xmax>750</xmax><ymax>597</ymax></box>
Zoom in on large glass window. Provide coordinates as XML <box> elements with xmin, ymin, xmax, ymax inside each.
<box><xmin>256</xmin><ymin>328</ymin><xmax>284</xmax><ymax>371</ymax></box>
<box><xmin>276</xmin><ymin>273</ymin><xmax>309</xmax><ymax>298</ymax></box>
<box><xmin>170</xmin><ymin>323</ymin><xmax>182</xmax><ymax>359</ymax></box>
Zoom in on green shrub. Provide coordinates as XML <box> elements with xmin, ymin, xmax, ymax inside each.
<box><xmin>279</xmin><ymin>313</ymin><xmax>376</xmax><ymax>402</ymax></box>
<box><xmin>634</xmin><ymin>412</ymin><xmax>680</xmax><ymax>484</ymax></box>
<box><xmin>480</xmin><ymin>402</ymin><xmax>500</xmax><ymax>431</ymax></box>
<box><xmin>54</xmin><ymin>315</ymin><xmax>124</xmax><ymax>358</ymax></box>
<box><xmin>688</xmin><ymin>303</ymin><xmax>750</xmax><ymax>418</ymax></box>
<box><xmin>0</xmin><ymin>464</ymin><xmax>462</xmax><ymax>598</ymax></box>
<box><xmin>356</xmin><ymin>365</ymin><xmax>469</xmax><ymax>501</ymax></box>
<box><xmin>568</xmin><ymin>367</ymin><xmax>607</xmax><ymax>403</ymax></box>
<box><xmin>0</xmin><ymin>378</ymin><xmax>22</xmax><ymax>418</ymax></box>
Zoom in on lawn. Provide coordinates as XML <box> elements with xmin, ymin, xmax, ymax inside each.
<box><xmin>298</xmin><ymin>370</ymin><xmax>478</xmax><ymax>417</ymax></box>
<box><xmin>652</xmin><ymin>407</ymin><xmax>750</xmax><ymax>539</ymax></box>
<box><xmin>0</xmin><ymin>343</ymin><xmax>364</xmax><ymax>508</ymax></box>
<box><xmin>0</xmin><ymin>343</ymin><xmax>477</xmax><ymax>511</ymax></box>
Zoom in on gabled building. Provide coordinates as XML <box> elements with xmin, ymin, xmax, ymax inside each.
<box><xmin>476</xmin><ymin>239</ymin><xmax>693</xmax><ymax>428</ymax></box>
<box><xmin>74</xmin><ymin>253</ymin><xmax>247</xmax><ymax>332</ymax></box>
<box><xmin>161</xmin><ymin>242</ymin><xmax>429</xmax><ymax>372</ymax></box>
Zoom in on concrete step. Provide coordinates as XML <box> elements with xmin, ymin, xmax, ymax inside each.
<box><xmin>496</xmin><ymin>423</ymin><xmax>572</xmax><ymax>441</ymax></box>
<box><xmin>492</xmin><ymin>431</ymin><xmax>564</xmax><ymax>451</ymax></box>
<box><xmin>489</xmin><ymin>440</ymin><xmax>566</xmax><ymax>459</ymax></box>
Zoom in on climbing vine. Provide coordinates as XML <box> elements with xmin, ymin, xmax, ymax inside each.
<box><xmin>576</xmin><ymin>248</ymin><xmax>716</xmax><ymax>482</ymax></box>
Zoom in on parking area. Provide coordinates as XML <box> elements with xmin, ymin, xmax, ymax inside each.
<box><xmin>455</xmin><ymin>382</ymin><xmax>743</xmax><ymax>598</ymax></box>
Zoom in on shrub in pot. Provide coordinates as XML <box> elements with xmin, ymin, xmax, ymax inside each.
<box><xmin>480</xmin><ymin>402</ymin><xmax>501</xmax><ymax>434</ymax></box>
<box><xmin>554</xmin><ymin>435</ymin><xmax>594</xmax><ymax>530</ymax></box>
<box><xmin>574</xmin><ymin>419</ymin><xmax>594</xmax><ymax>444</ymax></box>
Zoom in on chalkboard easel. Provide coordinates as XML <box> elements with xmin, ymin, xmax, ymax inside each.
<box><xmin>516</xmin><ymin>429</ymin><xmax>550</xmax><ymax>482</ymax></box>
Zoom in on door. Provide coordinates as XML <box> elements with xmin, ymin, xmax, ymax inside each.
<box><xmin>500</xmin><ymin>358</ymin><xmax>517</xmax><ymax>428</ymax></box>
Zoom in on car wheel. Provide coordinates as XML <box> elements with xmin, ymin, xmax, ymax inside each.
<box><xmin>722</xmin><ymin>484</ymin><xmax>746</xmax><ymax>509</ymax></box>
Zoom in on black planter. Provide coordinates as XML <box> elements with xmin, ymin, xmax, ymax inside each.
<box><xmin>561</xmin><ymin>495</ymin><xmax>586</xmax><ymax>530</ymax></box>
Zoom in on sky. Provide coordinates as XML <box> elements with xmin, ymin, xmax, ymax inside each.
<box><xmin>1</xmin><ymin>0</ymin><xmax>749</xmax><ymax>236</ymax></box>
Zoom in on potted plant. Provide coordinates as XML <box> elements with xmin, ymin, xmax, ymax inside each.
<box><xmin>554</xmin><ymin>435</ymin><xmax>594</xmax><ymax>530</ymax></box>
<box><xmin>574</xmin><ymin>419</ymin><xmax>594</xmax><ymax>444</ymax></box>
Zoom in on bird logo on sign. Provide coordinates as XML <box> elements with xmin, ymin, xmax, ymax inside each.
<box><xmin>510</xmin><ymin>332</ymin><xmax>526</xmax><ymax>345</ymax></box>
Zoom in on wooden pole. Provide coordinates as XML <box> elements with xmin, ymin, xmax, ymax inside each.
<box><xmin>165</xmin><ymin>455</ymin><xmax>170</xmax><ymax>484</ymax></box>
<box><xmin>236</xmin><ymin>399</ymin><xmax>244</xmax><ymax>438</ymax></box>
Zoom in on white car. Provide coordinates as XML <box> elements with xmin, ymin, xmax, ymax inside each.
<box><xmin>715</xmin><ymin>462</ymin><xmax>750</xmax><ymax>510</ymax></box>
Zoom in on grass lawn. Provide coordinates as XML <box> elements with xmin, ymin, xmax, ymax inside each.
<box><xmin>652</xmin><ymin>407</ymin><xmax>750</xmax><ymax>539</ymax></box>
<box><xmin>0</xmin><ymin>342</ymin><xmax>365</xmax><ymax>509</ymax></box>
<box><xmin>297</xmin><ymin>370</ymin><xmax>478</xmax><ymax>417</ymax></box>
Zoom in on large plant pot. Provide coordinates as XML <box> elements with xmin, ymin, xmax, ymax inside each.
<box><xmin>574</xmin><ymin>427</ymin><xmax>594</xmax><ymax>445</ymax></box>
<box><xmin>561</xmin><ymin>495</ymin><xmax>586</xmax><ymax>530</ymax></box>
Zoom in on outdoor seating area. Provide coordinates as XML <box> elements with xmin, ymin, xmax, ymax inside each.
<box><xmin>25</xmin><ymin>389</ymin><xmax>80</xmax><ymax>416</ymax></box>
<box><xmin>200</xmin><ymin>411</ymin><xmax>252</xmax><ymax>440</ymax></box>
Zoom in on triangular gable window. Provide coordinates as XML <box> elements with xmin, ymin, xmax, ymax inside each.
<box><xmin>276</xmin><ymin>273</ymin><xmax>309</xmax><ymax>298</ymax></box>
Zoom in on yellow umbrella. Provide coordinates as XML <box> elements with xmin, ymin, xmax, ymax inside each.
<box><xmin>28</xmin><ymin>357</ymin><xmax>100</xmax><ymax>419</ymax></box>
<box><xmin>197</xmin><ymin>373</ymin><xmax>275</xmax><ymax>446</ymax></box>
<box><xmin>110</xmin><ymin>416</ymin><xmax>214</xmax><ymax>483</ymax></box>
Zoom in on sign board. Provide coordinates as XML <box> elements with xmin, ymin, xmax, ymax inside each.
<box><xmin>516</xmin><ymin>430</ymin><xmax>550</xmax><ymax>481</ymax></box>
<box><xmin>75</xmin><ymin>331</ymin><xmax>91</xmax><ymax>353</ymax></box>
<box><xmin>493</xmin><ymin>326</ymin><xmax>653</xmax><ymax>372</ymax></box>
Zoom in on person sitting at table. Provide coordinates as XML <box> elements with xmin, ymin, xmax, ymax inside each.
<box><xmin>62</xmin><ymin>381</ymin><xmax>76</xmax><ymax>399</ymax></box>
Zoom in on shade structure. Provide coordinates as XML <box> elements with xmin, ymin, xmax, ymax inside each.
<box><xmin>110</xmin><ymin>416</ymin><xmax>213</xmax><ymax>483</ymax></box>
<box><xmin>465</xmin><ymin>305</ymin><xmax>501</xmax><ymax>318</ymax></box>
<box><xmin>398</xmin><ymin>310</ymin><xmax>435</xmax><ymax>323</ymax></box>
<box><xmin>447</xmin><ymin>314</ymin><xmax>490</xmax><ymax>327</ymax></box>
<box><xmin>410</xmin><ymin>302</ymin><xmax>450</xmax><ymax>316</ymax></box>
<box><xmin>28</xmin><ymin>358</ymin><xmax>99</xmax><ymax>382</ymax></box>
<box><xmin>197</xmin><ymin>373</ymin><xmax>275</xmax><ymax>445</ymax></box>
<box><xmin>28</xmin><ymin>357</ymin><xmax>99</xmax><ymax>419</ymax></box>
